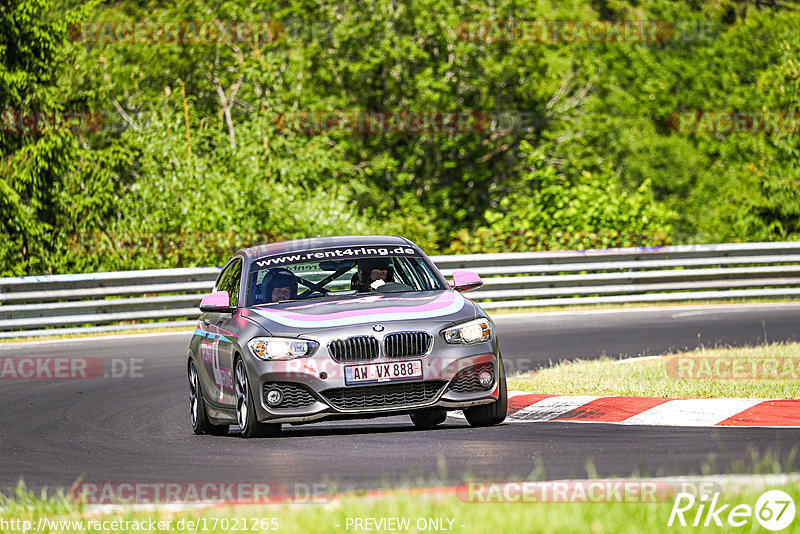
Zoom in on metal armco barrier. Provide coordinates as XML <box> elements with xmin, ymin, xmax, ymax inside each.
<box><xmin>2</xmin><ymin>242</ymin><xmax>800</xmax><ymax>338</ymax></box>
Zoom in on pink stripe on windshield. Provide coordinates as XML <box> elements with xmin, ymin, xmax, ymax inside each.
<box><xmin>265</xmin><ymin>292</ymin><xmax>457</xmax><ymax>322</ymax></box>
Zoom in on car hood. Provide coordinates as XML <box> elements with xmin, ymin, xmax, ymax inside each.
<box><xmin>240</xmin><ymin>290</ymin><xmax>479</xmax><ymax>335</ymax></box>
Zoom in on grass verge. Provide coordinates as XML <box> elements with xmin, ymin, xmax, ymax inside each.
<box><xmin>1</xmin><ymin>482</ymin><xmax>799</xmax><ymax>533</ymax></box>
<box><xmin>508</xmin><ymin>342</ymin><xmax>800</xmax><ymax>398</ymax></box>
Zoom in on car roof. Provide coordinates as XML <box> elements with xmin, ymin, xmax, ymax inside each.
<box><xmin>237</xmin><ymin>235</ymin><xmax>416</xmax><ymax>260</ymax></box>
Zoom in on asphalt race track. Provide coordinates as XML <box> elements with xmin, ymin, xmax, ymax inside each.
<box><xmin>2</xmin><ymin>303</ymin><xmax>799</xmax><ymax>494</ymax></box>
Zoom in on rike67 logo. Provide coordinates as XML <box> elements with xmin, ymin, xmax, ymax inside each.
<box><xmin>668</xmin><ymin>490</ymin><xmax>796</xmax><ymax>531</ymax></box>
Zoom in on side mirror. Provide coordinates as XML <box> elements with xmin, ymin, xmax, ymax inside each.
<box><xmin>452</xmin><ymin>270</ymin><xmax>483</xmax><ymax>293</ymax></box>
<box><xmin>200</xmin><ymin>291</ymin><xmax>235</xmax><ymax>313</ymax></box>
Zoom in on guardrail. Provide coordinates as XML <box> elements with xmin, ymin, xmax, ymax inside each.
<box><xmin>2</xmin><ymin>242</ymin><xmax>800</xmax><ymax>338</ymax></box>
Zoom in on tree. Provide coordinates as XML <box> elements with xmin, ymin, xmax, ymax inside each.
<box><xmin>452</xmin><ymin>141</ymin><xmax>676</xmax><ymax>252</ymax></box>
<box><xmin>0</xmin><ymin>0</ymin><xmax>84</xmax><ymax>274</ymax></box>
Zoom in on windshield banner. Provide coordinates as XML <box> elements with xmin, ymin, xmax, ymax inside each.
<box><xmin>251</xmin><ymin>245</ymin><xmax>420</xmax><ymax>270</ymax></box>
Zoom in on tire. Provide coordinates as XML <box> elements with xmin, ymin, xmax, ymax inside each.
<box><xmin>188</xmin><ymin>360</ymin><xmax>229</xmax><ymax>436</ymax></box>
<box><xmin>234</xmin><ymin>358</ymin><xmax>281</xmax><ymax>438</ymax></box>
<box><xmin>410</xmin><ymin>408</ymin><xmax>447</xmax><ymax>428</ymax></box>
<box><xmin>464</xmin><ymin>357</ymin><xmax>507</xmax><ymax>428</ymax></box>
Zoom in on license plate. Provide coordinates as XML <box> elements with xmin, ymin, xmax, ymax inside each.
<box><xmin>344</xmin><ymin>360</ymin><xmax>423</xmax><ymax>385</ymax></box>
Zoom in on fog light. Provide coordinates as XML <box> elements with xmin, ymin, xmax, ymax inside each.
<box><xmin>478</xmin><ymin>370</ymin><xmax>493</xmax><ymax>389</ymax></box>
<box><xmin>266</xmin><ymin>389</ymin><xmax>283</xmax><ymax>407</ymax></box>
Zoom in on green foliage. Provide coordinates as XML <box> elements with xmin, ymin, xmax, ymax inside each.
<box><xmin>538</xmin><ymin>0</ymin><xmax>800</xmax><ymax>245</ymax></box>
<box><xmin>0</xmin><ymin>0</ymin><xmax>132</xmax><ymax>276</ymax></box>
<box><xmin>0</xmin><ymin>0</ymin><xmax>80</xmax><ymax>275</ymax></box>
<box><xmin>452</xmin><ymin>141</ymin><xmax>675</xmax><ymax>252</ymax></box>
<box><xmin>2</xmin><ymin>0</ymin><xmax>800</xmax><ymax>276</ymax></box>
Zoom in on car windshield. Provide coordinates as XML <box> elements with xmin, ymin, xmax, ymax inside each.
<box><xmin>247</xmin><ymin>246</ymin><xmax>446</xmax><ymax>306</ymax></box>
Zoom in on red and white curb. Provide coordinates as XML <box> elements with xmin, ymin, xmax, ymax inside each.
<box><xmin>449</xmin><ymin>392</ymin><xmax>800</xmax><ymax>427</ymax></box>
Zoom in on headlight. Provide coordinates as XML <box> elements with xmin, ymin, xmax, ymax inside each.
<box><xmin>247</xmin><ymin>337</ymin><xmax>318</xmax><ymax>360</ymax></box>
<box><xmin>442</xmin><ymin>318</ymin><xmax>492</xmax><ymax>344</ymax></box>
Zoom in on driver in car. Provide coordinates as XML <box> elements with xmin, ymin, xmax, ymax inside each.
<box><xmin>352</xmin><ymin>259</ymin><xmax>392</xmax><ymax>292</ymax></box>
<box><xmin>256</xmin><ymin>269</ymin><xmax>298</xmax><ymax>303</ymax></box>
<box><xmin>270</xmin><ymin>283</ymin><xmax>293</xmax><ymax>303</ymax></box>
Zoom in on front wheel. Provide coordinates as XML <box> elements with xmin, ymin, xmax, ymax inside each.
<box><xmin>464</xmin><ymin>357</ymin><xmax>507</xmax><ymax>427</ymax></box>
<box><xmin>188</xmin><ymin>360</ymin><xmax>229</xmax><ymax>436</ymax></box>
<box><xmin>235</xmin><ymin>359</ymin><xmax>281</xmax><ymax>438</ymax></box>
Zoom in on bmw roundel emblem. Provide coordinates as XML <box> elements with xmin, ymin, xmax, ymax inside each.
<box><xmin>373</xmin><ymin>324</ymin><xmax>385</xmax><ymax>332</ymax></box>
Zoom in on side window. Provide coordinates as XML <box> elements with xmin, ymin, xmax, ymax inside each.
<box><xmin>221</xmin><ymin>259</ymin><xmax>243</xmax><ymax>308</ymax></box>
<box><xmin>214</xmin><ymin>265</ymin><xmax>230</xmax><ymax>293</ymax></box>
<box><xmin>215</xmin><ymin>258</ymin><xmax>243</xmax><ymax>308</ymax></box>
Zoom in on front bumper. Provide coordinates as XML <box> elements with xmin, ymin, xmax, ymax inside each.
<box><xmin>249</xmin><ymin>350</ymin><xmax>500</xmax><ymax>424</ymax></box>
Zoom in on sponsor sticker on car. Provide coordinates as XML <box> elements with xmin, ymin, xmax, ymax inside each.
<box><xmin>344</xmin><ymin>360</ymin><xmax>423</xmax><ymax>385</ymax></box>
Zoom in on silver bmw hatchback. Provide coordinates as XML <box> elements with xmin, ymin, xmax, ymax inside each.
<box><xmin>187</xmin><ymin>235</ymin><xmax>507</xmax><ymax>437</ymax></box>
